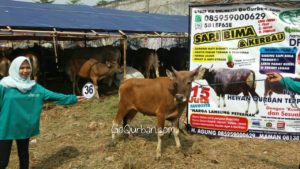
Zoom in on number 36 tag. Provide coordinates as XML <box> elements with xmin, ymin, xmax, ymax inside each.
<box><xmin>82</xmin><ymin>82</ymin><xmax>95</xmax><ymax>99</ymax></box>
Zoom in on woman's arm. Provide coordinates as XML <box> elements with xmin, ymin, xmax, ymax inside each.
<box><xmin>280</xmin><ymin>77</ymin><xmax>300</xmax><ymax>95</ymax></box>
<box><xmin>38</xmin><ymin>84</ymin><xmax>77</xmax><ymax>105</ymax></box>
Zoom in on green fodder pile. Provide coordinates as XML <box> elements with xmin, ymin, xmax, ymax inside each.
<box><xmin>7</xmin><ymin>95</ymin><xmax>300</xmax><ymax>169</ymax></box>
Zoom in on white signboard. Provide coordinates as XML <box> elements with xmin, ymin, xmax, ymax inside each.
<box><xmin>189</xmin><ymin>4</ymin><xmax>300</xmax><ymax>140</ymax></box>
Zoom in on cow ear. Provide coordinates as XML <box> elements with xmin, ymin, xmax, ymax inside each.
<box><xmin>166</xmin><ymin>69</ymin><xmax>175</xmax><ymax>80</ymax></box>
<box><xmin>191</xmin><ymin>66</ymin><xmax>201</xmax><ymax>77</ymax></box>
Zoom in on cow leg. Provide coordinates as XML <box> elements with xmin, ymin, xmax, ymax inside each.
<box><xmin>146</xmin><ymin>69</ymin><xmax>150</xmax><ymax>79</ymax></box>
<box><xmin>222</xmin><ymin>94</ymin><xmax>226</xmax><ymax>107</ymax></box>
<box><xmin>255</xmin><ymin>100</ymin><xmax>259</xmax><ymax>114</ymax></box>
<box><xmin>249</xmin><ymin>90</ymin><xmax>259</xmax><ymax>114</ymax></box>
<box><xmin>91</xmin><ymin>77</ymin><xmax>99</xmax><ymax>99</ymax></box>
<box><xmin>72</xmin><ymin>75</ymin><xmax>77</xmax><ymax>94</ymax></box>
<box><xmin>264</xmin><ymin>90</ymin><xmax>273</xmax><ymax>105</ymax></box>
<box><xmin>172</xmin><ymin>119</ymin><xmax>181</xmax><ymax>149</ymax></box>
<box><xmin>75</xmin><ymin>76</ymin><xmax>81</xmax><ymax>94</ymax></box>
<box><xmin>243</xmin><ymin>91</ymin><xmax>250</xmax><ymax>114</ymax></box>
<box><xmin>123</xmin><ymin>110</ymin><xmax>137</xmax><ymax>137</ymax></box>
<box><xmin>290</xmin><ymin>94</ymin><xmax>298</xmax><ymax>108</ymax></box>
<box><xmin>155</xmin><ymin>66</ymin><xmax>160</xmax><ymax>78</ymax></box>
<box><xmin>156</xmin><ymin>113</ymin><xmax>165</xmax><ymax>159</ymax></box>
<box><xmin>112</xmin><ymin>104</ymin><xmax>129</xmax><ymax>142</ymax></box>
<box><xmin>263</xmin><ymin>91</ymin><xmax>267</xmax><ymax>105</ymax></box>
<box><xmin>217</xmin><ymin>96</ymin><xmax>221</xmax><ymax>108</ymax></box>
<box><xmin>72</xmin><ymin>80</ymin><xmax>76</xmax><ymax>94</ymax></box>
<box><xmin>252</xmin><ymin>91</ymin><xmax>259</xmax><ymax>114</ymax></box>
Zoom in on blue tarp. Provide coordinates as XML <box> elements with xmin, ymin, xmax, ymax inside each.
<box><xmin>0</xmin><ymin>0</ymin><xmax>188</xmax><ymax>33</ymax></box>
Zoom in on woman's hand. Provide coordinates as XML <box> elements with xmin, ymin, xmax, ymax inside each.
<box><xmin>77</xmin><ymin>96</ymin><xmax>86</xmax><ymax>102</ymax></box>
<box><xmin>266</xmin><ymin>73</ymin><xmax>282</xmax><ymax>83</ymax></box>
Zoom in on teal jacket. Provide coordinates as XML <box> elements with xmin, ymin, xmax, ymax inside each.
<box><xmin>280</xmin><ymin>77</ymin><xmax>300</xmax><ymax>95</ymax></box>
<box><xmin>0</xmin><ymin>84</ymin><xmax>77</xmax><ymax>140</ymax></box>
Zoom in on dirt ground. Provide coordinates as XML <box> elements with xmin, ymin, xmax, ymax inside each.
<box><xmin>7</xmin><ymin>94</ymin><xmax>300</xmax><ymax>169</ymax></box>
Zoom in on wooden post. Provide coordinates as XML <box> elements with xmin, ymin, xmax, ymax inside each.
<box><xmin>122</xmin><ymin>37</ymin><xmax>128</xmax><ymax>79</ymax></box>
<box><xmin>52</xmin><ymin>28</ymin><xmax>58</xmax><ymax>69</ymax></box>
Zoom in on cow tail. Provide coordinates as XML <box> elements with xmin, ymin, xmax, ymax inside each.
<box><xmin>251</xmin><ymin>70</ymin><xmax>256</xmax><ymax>90</ymax></box>
<box><xmin>249</xmin><ymin>70</ymin><xmax>259</xmax><ymax>97</ymax></box>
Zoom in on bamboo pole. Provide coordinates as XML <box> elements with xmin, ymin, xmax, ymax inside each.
<box><xmin>52</xmin><ymin>28</ymin><xmax>59</xmax><ymax>69</ymax></box>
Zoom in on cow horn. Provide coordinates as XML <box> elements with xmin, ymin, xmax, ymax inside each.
<box><xmin>171</xmin><ymin>66</ymin><xmax>178</xmax><ymax>77</ymax></box>
<box><xmin>209</xmin><ymin>64</ymin><xmax>214</xmax><ymax>72</ymax></box>
<box><xmin>191</xmin><ymin>66</ymin><xmax>201</xmax><ymax>77</ymax></box>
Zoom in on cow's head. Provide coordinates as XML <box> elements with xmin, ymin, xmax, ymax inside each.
<box><xmin>105</xmin><ymin>60</ymin><xmax>121</xmax><ymax>74</ymax></box>
<box><xmin>195</xmin><ymin>65</ymin><xmax>215</xmax><ymax>81</ymax></box>
<box><xmin>167</xmin><ymin>66</ymin><xmax>200</xmax><ymax>103</ymax></box>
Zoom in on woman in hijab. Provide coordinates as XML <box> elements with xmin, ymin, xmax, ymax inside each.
<box><xmin>0</xmin><ymin>56</ymin><xmax>85</xmax><ymax>169</ymax></box>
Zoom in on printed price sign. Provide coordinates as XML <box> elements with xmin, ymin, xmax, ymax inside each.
<box><xmin>82</xmin><ymin>82</ymin><xmax>95</xmax><ymax>99</ymax></box>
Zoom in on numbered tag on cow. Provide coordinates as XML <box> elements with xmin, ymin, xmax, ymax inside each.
<box><xmin>82</xmin><ymin>82</ymin><xmax>95</xmax><ymax>99</ymax></box>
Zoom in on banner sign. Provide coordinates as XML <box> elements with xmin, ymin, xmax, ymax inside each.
<box><xmin>189</xmin><ymin>4</ymin><xmax>300</xmax><ymax>140</ymax></box>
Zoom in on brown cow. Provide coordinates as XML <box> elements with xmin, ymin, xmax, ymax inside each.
<box><xmin>134</xmin><ymin>48</ymin><xmax>160</xmax><ymax>78</ymax></box>
<box><xmin>62</xmin><ymin>45</ymin><xmax>121</xmax><ymax>90</ymax></box>
<box><xmin>0</xmin><ymin>56</ymin><xmax>11</xmax><ymax>79</ymax></box>
<box><xmin>111</xmin><ymin>66</ymin><xmax>200</xmax><ymax>159</ymax></box>
<box><xmin>65</xmin><ymin>57</ymin><xmax>120</xmax><ymax>97</ymax></box>
<box><xmin>264</xmin><ymin>78</ymin><xmax>297</xmax><ymax>107</ymax></box>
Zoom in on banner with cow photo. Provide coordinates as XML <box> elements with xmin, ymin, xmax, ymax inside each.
<box><xmin>188</xmin><ymin>3</ymin><xmax>300</xmax><ymax>140</ymax></box>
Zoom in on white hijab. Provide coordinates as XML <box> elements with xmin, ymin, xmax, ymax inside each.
<box><xmin>0</xmin><ymin>56</ymin><xmax>36</xmax><ymax>93</ymax></box>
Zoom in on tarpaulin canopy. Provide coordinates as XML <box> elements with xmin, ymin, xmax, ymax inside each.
<box><xmin>0</xmin><ymin>0</ymin><xmax>188</xmax><ymax>34</ymax></box>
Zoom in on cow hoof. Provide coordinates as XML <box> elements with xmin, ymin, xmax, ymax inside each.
<box><xmin>255</xmin><ymin>111</ymin><xmax>259</xmax><ymax>115</ymax></box>
<box><xmin>155</xmin><ymin>154</ymin><xmax>161</xmax><ymax>160</ymax></box>
<box><xmin>106</xmin><ymin>141</ymin><xmax>116</xmax><ymax>148</ymax></box>
<box><xmin>175</xmin><ymin>146</ymin><xmax>183</xmax><ymax>154</ymax></box>
<box><xmin>122</xmin><ymin>133</ymin><xmax>131</xmax><ymax>141</ymax></box>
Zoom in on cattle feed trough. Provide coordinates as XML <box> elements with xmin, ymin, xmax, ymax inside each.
<box><xmin>196</xmin><ymin>67</ymin><xmax>260</xmax><ymax>115</ymax></box>
<box><xmin>111</xmin><ymin>66</ymin><xmax>200</xmax><ymax>159</ymax></box>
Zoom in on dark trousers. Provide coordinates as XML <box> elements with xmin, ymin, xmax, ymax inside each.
<box><xmin>0</xmin><ymin>138</ymin><xmax>30</xmax><ymax>169</ymax></box>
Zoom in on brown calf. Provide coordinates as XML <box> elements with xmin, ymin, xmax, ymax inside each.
<box><xmin>112</xmin><ymin>67</ymin><xmax>199</xmax><ymax>159</ymax></box>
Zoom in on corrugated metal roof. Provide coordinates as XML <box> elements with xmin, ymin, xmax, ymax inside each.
<box><xmin>0</xmin><ymin>0</ymin><xmax>188</xmax><ymax>33</ymax></box>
